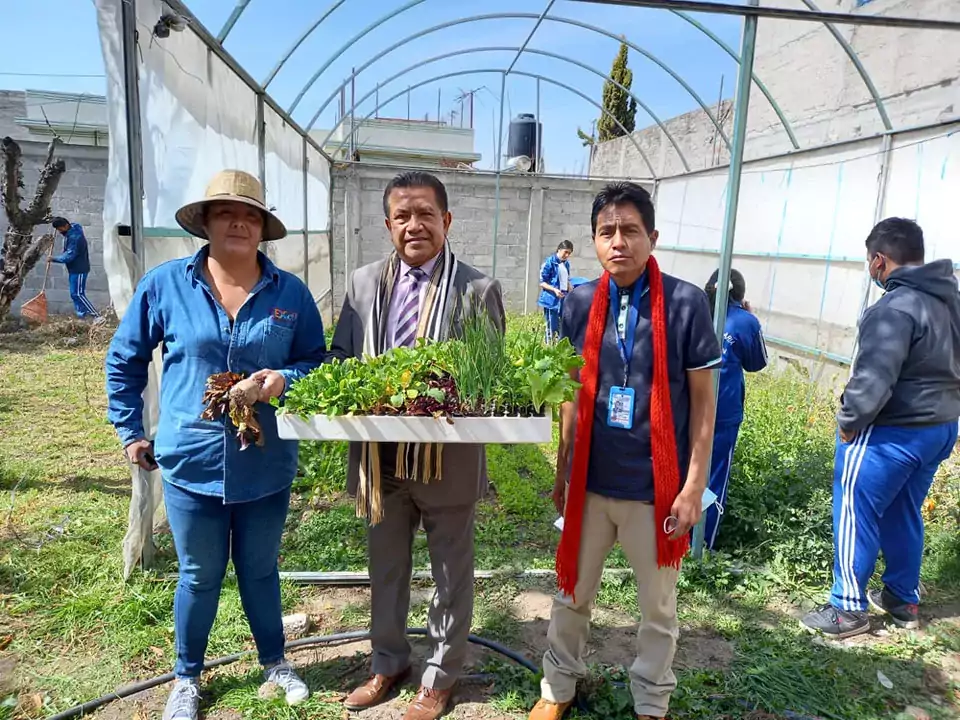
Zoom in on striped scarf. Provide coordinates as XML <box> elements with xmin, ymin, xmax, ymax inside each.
<box><xmin>556</xmin><ymin>256</ymin><xmax>686</xmax><ymax>599</ymax></box>
<box><xmin>357</xmin><ymin>242</ymin><xmax>460</xmax><ymax>524</ymax></box>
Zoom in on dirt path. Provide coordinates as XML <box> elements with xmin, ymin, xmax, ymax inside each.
<box><xmin>93</xmin><ymin>583</ymin><xmax>735</xmax><ymax>720</ymax></box>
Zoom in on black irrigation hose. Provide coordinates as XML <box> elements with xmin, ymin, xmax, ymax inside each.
<box><xmin>45</xmin><ymin>628</ymin><xmax>537</xmax><ymax>720</ymax></box>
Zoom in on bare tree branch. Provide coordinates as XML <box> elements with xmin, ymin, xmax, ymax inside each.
<box><xmin>24</xmin><ymin>157</ymin><xmax>66</xmax><ymax>225</ymax></box>
<box><xmin>44</xmin><ymin>137</ymin><xmax>62</xmax><ymax>168</ymax></box>
<box><xmin>0</xmin><ymin>136</ymin><xmax>68</xmax><ymax>322</ymax></box>
<box><xmin>1</xmin><ymin>136</ymin><xmax>24</xmax><ymax>227</ymax></box>
<box><xmin>22</xmin><ymin>233</ymin><xmax>54</xmax><ymax>271</ymax></box>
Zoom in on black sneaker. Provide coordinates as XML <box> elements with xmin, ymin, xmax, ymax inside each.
<box><xmin>868</xmin><ymin>588</ymin><xmax>920</xmax><ymax>629</ymax></box>
<box><xmin>800</xmin><ymin>603</ymin><xmax>870</xmax><ymax>639</ymax></box>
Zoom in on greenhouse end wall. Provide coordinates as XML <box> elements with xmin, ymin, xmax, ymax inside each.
<box><xmin>329</xmin><ymin>164</ymin><xmax>633</xmax><ymax>313</ymax></box>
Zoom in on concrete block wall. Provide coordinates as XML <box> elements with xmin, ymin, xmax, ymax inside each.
<box><xmin>0</xmin><ymin>91</ymin><xmax>110</xmax><ymax>317</ymax></box>
<box><xmin>1</xmin><ymin>143</ymin><xmax>110</xmax><ymax>317</ymax></box>
<box><xmin>591</xmin><ymin>0</ymin><xmax>960</xmax><ymax>179</ymax></box>
<box><xmin>330</xmin><ymin>164</ymin><xmax>629</xmax><ymax>313</ymax></box>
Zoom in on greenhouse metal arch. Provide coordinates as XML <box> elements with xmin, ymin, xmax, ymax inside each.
<box><xmin>124</xmin><ymin>0</ymin><xmax>960</xmax><ymax>558</ymax></box>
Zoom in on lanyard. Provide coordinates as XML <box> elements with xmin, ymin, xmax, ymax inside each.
<box><xmin>609</xmin><ymin>277</ymin><xmax>642</xmax><ymax>387</ymax></box>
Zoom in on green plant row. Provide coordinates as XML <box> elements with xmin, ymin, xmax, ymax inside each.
<box><xmin>281</xmin><ymin>314</ymin><xmax>583</xmax><ymax>419</ymax></box>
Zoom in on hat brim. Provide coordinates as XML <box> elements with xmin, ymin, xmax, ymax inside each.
<box><xmin>175</xmin><ymin>196</ymin><xmax>287</xmax><ymax>242</ymax></box>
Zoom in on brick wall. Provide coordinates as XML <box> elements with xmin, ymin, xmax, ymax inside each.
<box><xmin>0</xmin><ymin>91</ymin><xmax>110</xmax><ymax>317</ymax></box>
<box><xmin>330</xmin><ymin>165</ymin><xmax>639</xmax><ymax>312</ymax></box>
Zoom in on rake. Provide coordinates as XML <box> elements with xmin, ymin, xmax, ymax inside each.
<box><xmin>20</xmin><ymin>245</ymin><xmax>53</xmax><ymax>325</ymax></box>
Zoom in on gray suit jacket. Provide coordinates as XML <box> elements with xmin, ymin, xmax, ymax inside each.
<box><xmin>330</xmin><ymin>255</ymin><xmax>506</xmax><ymax>508</ymax></box>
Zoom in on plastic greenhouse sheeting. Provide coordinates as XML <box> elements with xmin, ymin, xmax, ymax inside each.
<box><xmin>94</xmin><ymin>0</ymin><xmax>331</xmax><ymax>578</ymax></box>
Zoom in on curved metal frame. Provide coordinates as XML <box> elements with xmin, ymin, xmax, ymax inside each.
<box><xmin>288</xmin><ymin>0</ymin><xmax>429</xmax><ymax>113</ymax></box>
<box><xmin>290</xmin><ymin>11</ymin><xmax>730</xmax><ymax>147</ymax></box>
<box><xmin>317</xmin><ymin>46</ymin><xmax>692</xmax><ymax>172</ymax></box>
<box><xmin>300</xmin><ymin>13</ymin><xmax>731</xmax><ymax>152</ymax></box>
<box><xmin>330</xmin><ymin>68</ymin><xmax>661</xmax><ymax>179</ymax></box>
<box><xmin>218</xmin><ymin>0</ymin><xmax>899</xmax><ymax>145</ymax></box>
<box><xmin>217</xmin><ymin>0</ymin><xmax>253</xmax><ymax>43</ymax></box>
<box><xmin>799</xmin><ymin>0</ymin><xmax>891</xmax><ymax>130</ymax></box>
<box><xmin>671</xmin><ymin>10</ymin><xmax>798</xmax><ymax>149</ymax></box>
<box><xmin>262</xmin><ymin>0</ymin><xmax>351</xmax><ymax>88</ymax></box>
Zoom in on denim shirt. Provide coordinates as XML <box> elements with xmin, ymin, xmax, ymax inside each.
<box><xmin>105</xmin><ymin>246</ymin><xmax>327</xmax><ymax>503</ymax></box>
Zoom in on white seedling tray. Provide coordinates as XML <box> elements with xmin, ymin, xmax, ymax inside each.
<box><xmin>276</xmin><ymin>413</ymin><xmax>552</xmax><ymax>444</ymax></box>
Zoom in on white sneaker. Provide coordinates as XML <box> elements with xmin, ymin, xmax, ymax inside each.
<box><xmin>264</xmin><ymin>661</ymin><xmax>310</xmax><ymax>705</ymax></box>
<box><xmin>163</xmin><ymin>678</ymin><xmax>200</xmax><ymax>720</ymax></box>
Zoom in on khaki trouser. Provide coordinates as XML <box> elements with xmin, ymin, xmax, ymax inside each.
<box><xmin>541</xmin><ymin>493</ymin><xmax>680</xmax><ymax>718</ymax></box>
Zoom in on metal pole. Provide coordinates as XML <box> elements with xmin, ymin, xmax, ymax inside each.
<box><xmin>256</xmin><ymin>93</ymin><xmax>266</xmax><ymax>189</ymax></box>
<box><xmin>492</xmin><ymin>72</ymin><xmax>506</xmax><ymax>279</ymax></box>
<box><xmin>350</xmin><ymin>68</ymin><xmax>356</xmax><ymax>157</ymax></box>
<box><xmin>692</xmin><ymin>0</ymin><xmax>759</xmax><ymax>562</ymax></box>
<box><xmin>469</xmin><ymin>91</ymin><xmax>474</xmax><ymax>129</ymax></box>
<box><xmin>121</xmin><ymin>0</ymin><xmax>145</xmax><ymax>278</ymax></box>
<box><xmin>535</xmin><ymin>77</ymin><xmax>541</xmax><ymax>173</ymax></box>
<box><xmin>161</xmin><ymin>0</ymin><xmax>332</xmax><ymax>162</ymax></box>
<box><xmin>302</xmin><ymin>137</ymin><xmax>310</xmax><ymax>288</ymax></box>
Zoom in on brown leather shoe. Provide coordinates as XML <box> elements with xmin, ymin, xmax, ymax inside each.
<box><xmin>343</xmin><ymin>668</ymin><xmax>409</xmax><ymax>710</ymax></box>
<box><xmin>528</xmin><ymin>698</ymin><xmax>573</xmax><ymax>720</ymax></box>
<box><xmin>402</xmin><ymin>686</ymin><xmax>453</xmax><ymax>720</ymax></box>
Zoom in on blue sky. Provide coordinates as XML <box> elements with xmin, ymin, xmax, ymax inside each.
<box><xmin>1</xmin><ymin>0</ymin><xmax>746</xmax><ymax>174</ymax></box>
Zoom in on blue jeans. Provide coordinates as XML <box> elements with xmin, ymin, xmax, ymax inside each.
<box><xmin>68</xmin><ymin>273</ymin><xmax>99</xmax><ymax>318</ymax></box>
<box><xmin>830</xmin><ymin>421</ymin><xmax>957</xmax><ymax>612</ymax></box>
<box><xmin>164</xmin><ymin>481</ymin><xmax>291</xmax><ymax>678</ymax></box>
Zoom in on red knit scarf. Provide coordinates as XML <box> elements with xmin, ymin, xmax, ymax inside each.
<box><xmin>556</xmin><ymin>255</ymin><xmax>687</xmax><ymax>598</ymax></box>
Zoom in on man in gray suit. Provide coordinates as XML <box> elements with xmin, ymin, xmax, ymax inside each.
<box><xmin>331</xmin><ymin>171</ymin><xmax>505</xmax><ymax>720</ymax></box>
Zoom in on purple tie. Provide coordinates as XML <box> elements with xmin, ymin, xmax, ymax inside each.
<box><xmin>394</xmin><ymin>267</ymin><xmax>427</xmax><ymax>348</ymax></box>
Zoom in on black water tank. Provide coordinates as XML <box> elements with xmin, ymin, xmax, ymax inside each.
<box><xmin>507</xmin><ymin>113</ymin><xmax>541</xmax><ymax>170</ymax></box>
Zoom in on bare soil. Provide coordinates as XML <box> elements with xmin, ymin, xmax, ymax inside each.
<box><xmin>92</xmin><ymin>583</ymin><xmax>737</xmax><ymax>719</ymax></box>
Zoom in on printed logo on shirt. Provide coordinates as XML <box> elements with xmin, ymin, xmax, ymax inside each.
<box><xmin>272</xmin><ymin>308</ymin><xmax>298</xmax><ymax>326</ymax></box>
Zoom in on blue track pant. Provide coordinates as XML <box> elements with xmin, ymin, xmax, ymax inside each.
<box><xmin>830</xmin><ymin>421</ymin><xmax>957</xmax><ymax>612</ymax></box>
<box><xmin>704</xmin><ymin>420</ymin><xmax>741</xmax><ymax>550</ymax></box>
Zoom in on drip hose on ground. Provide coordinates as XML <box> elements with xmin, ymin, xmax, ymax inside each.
<box><xmin>44</xmin><ymin>629</ymin><xmax>537</xmax><ymax>720</ymax></box>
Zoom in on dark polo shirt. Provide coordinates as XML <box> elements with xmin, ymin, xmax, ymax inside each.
<box><xmin>561</xmin><ymin>271</ymin><xmax>721</xmax><ymax>502</ymax></box>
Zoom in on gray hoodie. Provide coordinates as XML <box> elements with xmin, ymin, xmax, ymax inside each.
<box><xmin>838</xmin><ymin>259</ymin><xmax>960</xmax><ymax>432</ymax></box>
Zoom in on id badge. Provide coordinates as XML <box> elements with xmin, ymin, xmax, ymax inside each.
<box><xmin>607</xmin><ymin>386</ymin><xmax>635</xmax><ymax>429</ymax></box>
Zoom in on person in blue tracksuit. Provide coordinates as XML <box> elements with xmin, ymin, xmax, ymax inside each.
<box><xmin>802</xmin><ymin>218</ymin><xmax>960</xmax><ymax>639</ymax></box>
<box><xmin>538</xmin><ymin>241</ymin><xmax>573</xmax><ymax>343</ymax></box>
<box><xmin>50</xmin><ymin>217</ymin><xmax>101</xmax><ymax>320</ymax></box>
<box><xmin>702</xmin><ymin>268</ymin><xmax>767</xmax><ymax>550</ymax></box>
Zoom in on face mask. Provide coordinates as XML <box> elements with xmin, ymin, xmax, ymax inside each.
<box><xmin>870</xmin><ymin>257</ymin><xmax>887</xmax><ymax>291</ymax></box>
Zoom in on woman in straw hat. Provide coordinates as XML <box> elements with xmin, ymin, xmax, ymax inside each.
<box><xmin>105</xmin><ymin>170</ymin><xmax>327</xmax><ymax>720</ymax></box>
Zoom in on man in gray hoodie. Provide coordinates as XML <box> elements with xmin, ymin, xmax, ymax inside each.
<box><xmin>802</xmin><ymin>217</ymin><xmax>960</xmax><ymax>639</ymax></box>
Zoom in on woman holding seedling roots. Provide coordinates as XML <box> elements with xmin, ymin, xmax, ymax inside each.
<box><xmin>105</xmin><ymin>170</ymin><xmax>327</xmax><ymax>720</ymax></box>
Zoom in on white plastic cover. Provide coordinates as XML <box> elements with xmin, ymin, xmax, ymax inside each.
<box><xmin>654</xmin><ymin>125</ymin><xmax>960</xmax><ymax>365</ymax></box>
<box><xmin>94</xmin><ymin>0</ymin><xmax>331</xmax><ymax>577</ymax></box>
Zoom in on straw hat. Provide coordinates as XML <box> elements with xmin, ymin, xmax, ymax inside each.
<box><xmin>175</xmin><ymin>169</ymin><xmax>287</xmax><ymax>241</ymax></box>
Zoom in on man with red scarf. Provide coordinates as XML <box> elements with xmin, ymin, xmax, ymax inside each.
<box><xmin>528</xmin><ymin>182</ymin><xmax>721</xmax><ymax>720</ymax></box>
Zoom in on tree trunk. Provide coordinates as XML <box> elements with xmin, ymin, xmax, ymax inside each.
<box><xmin>0</xmin><ymin>136</ymin><xmax>66</xmax><ymax>322</ymax></box>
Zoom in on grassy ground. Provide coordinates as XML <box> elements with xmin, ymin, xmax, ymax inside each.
<box><xmin>0</xmin><ymin>317</ymin><xmax>958</xmax><ymax>720</ymax></box>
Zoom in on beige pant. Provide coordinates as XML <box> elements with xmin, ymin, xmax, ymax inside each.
<box><xmin>541</xmin><ymin>493</ymin><xmax>680</xmax><ymax>718</ymax></box>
